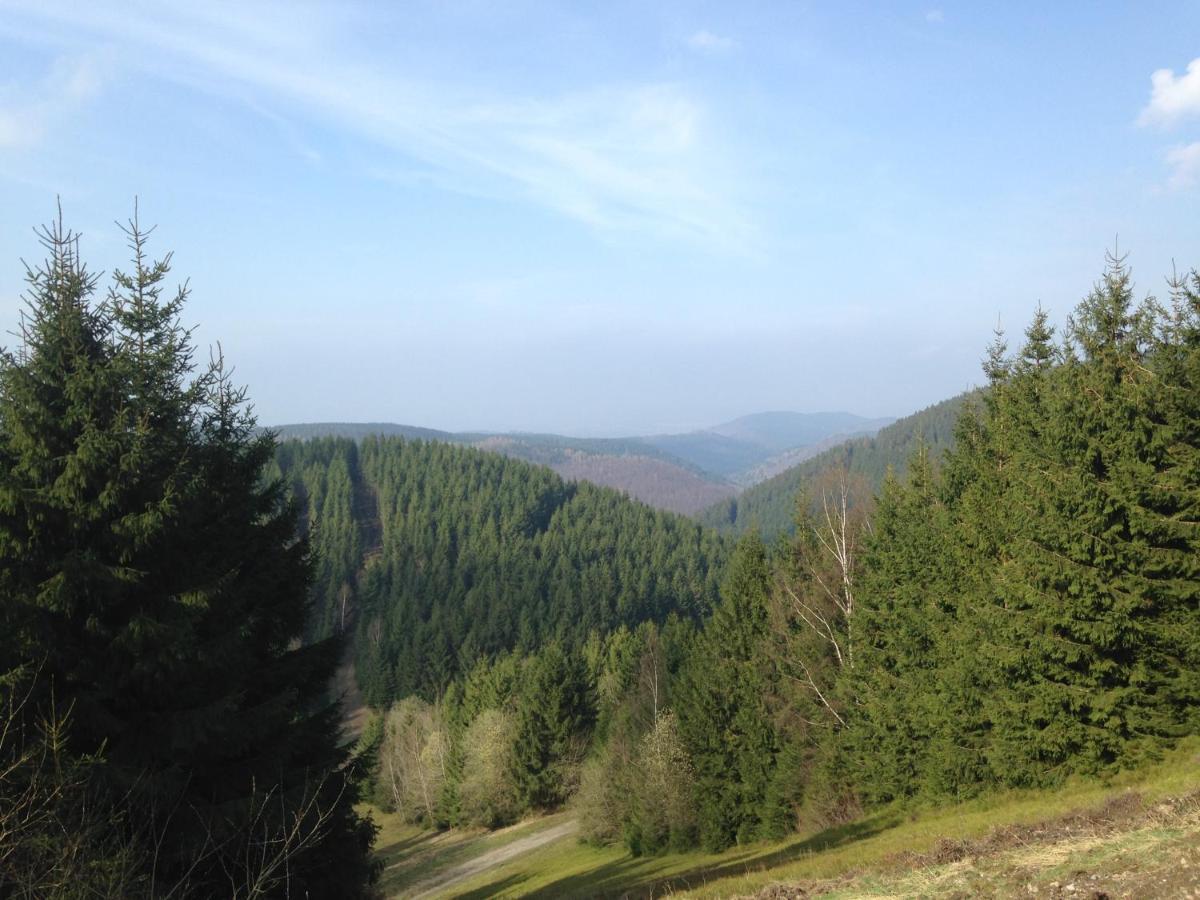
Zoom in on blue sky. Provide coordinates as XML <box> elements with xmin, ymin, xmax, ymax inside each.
<box><xmin>1</xmin><ymin>2</ymin><xmax>1199</xmax><ymax>435</ymax></box>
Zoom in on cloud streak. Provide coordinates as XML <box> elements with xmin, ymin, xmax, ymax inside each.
<box><xmin>0</xmin><ymin>52</ymin><xmax>104</xmax><ymax>149</ymax></box>
<box><xmin>0</xmin><ymin>1</ymin><xmax>756</xmax><ymax>251</ymax></box>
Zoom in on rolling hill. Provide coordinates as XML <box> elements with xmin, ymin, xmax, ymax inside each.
<box><xmin>270</xmin><ymin>411</ymin><xmax>892</xmax><ymax>516</ymax></box>
<box><xmin>640</xmin><ymin>411</ymin><xmax>892</xmax><ymax>480</ymax></box>
<box><xmin>698</xmin><ymin>392</ymin><xmax>972</xmax><ymax>538</ymax></box>
<box><xmin>709</xmin><ymin>410</ymin><xmax>894</xmax><ymax>453</ymax></box>
<box><xmin>273</xmin><ymin>436</ymin><xmax>729</xmax><ymax>701</ymax></box>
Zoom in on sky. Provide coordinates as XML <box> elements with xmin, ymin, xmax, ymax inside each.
<box><xmin>1</xmin><ymin>2</ymin><xmax>1199</xmax><ymax>436</ymax></box>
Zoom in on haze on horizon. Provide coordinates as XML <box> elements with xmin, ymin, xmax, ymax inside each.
<box><xmin>2</xmin><ymin>2</ymin><xmax>1199</xmax><ymax>436</ymax></box>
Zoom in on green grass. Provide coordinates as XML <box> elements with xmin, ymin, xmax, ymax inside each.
<box><xmin>371</xmin><ymin>738</ymin><xmax>1200</xmax><ymax>898</ymax></box>
<box><xmin>368</xmin><ymin>810</ymin><xmax>577</xmax><ymax>898</ymax></box>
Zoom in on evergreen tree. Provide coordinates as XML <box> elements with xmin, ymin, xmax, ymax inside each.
<box><xmin>975</xmin><ymin>255</ymin><xmax>1177</xmax><ymax>782</ymax></box>
<box><xmin>833</xmin><ymin>449</ymin><xmax>974</xmax><ymax>804</ymax></box>
<box><xmin>510</xmin><ymin>643</ymin><xmax>591</xmax><ymax>809</ymax></box>
<box><xmin>677</xmin><ymin>532</ymin><xmax>784</xmax><ymax>849</ymax></box>
<box><xmin>0</xmin><ymin>212</ymin><xmax>376</xmax><ymax>897</ymax></box>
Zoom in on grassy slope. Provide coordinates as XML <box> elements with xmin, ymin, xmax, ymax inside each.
<box><xmin>371</xmin><ymin>738</ymin><xmax>1200</xmax><ymax>898</ymax></box>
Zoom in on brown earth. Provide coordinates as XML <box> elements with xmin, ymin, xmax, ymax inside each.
<box><xmin>739</xmin><ymin>790</ymin><xmax>1200</xmax><ymax>899</ymax></box>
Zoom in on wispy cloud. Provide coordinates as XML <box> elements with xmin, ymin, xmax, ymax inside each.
<box><xmin>924</xmin><ymin>9</ymin><xmax>945</xmax><ymax>24</ymax></box>
<box><xmin>0</xmin><ymin>1</ymin><xmax>756</xmax><ymax>251</ymax></box>
<box><xmin>1138</xmin><ymin>57</ymin><xmax>1200</xmax><ymax>126</ymax></box>
<box><xmin>1165</xmin><ymin>141</ymin><xmax>1200</xmax><ymax>190</ymax></box>
<box><xmin>0</xmin><ymin>53</ymin><xmax>105</xmax><ymax>149</ymax></box>
<box><xmin>685</xmin><ymin>30</ymin><xmax>737</xmax><ymax>54</ymax></box>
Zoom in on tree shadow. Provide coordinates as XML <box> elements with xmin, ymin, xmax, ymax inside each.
<box><xmin>523</xmin><ymin>814</ymin><xmax>898</xmax><ymax>899</ymax></box>
<box><xmin>375</xmin><ymin>829</ymin><xmax>443</xmax><ymax>867</ymax></box>
<box><xmin>451</xmin><ymin>872</ymin><xmax>531</xmax><ymax>899</ymax></box>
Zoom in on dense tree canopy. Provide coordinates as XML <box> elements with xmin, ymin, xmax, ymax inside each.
<box><xmin>275</xmin><ymin>436</ymin><xmax>729</xmax><ymax>704</ymax></box>
<box><xmin>0</xmin><ymin>213</ymin><xmax>375</xmax><ymax>897</ymax></box>
<box><xmin>835</xmin><ymin>255</ymin><xmax>1200</xmax><ymax>803</ymax></box>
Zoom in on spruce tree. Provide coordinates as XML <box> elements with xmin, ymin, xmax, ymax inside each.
<box><xmin>976</xmin><ymin>256</ymin><xmax>1170</xmax><ymax>782</ymax></box>
<box><xmin>676</xmin><ymin>532</ymin><xmax>783</xmax><ymax>849</ymax></box>
<box><xmin>0</xmin><ymin>211</ymin><xmax>376</xmax><ymax>897</ymax></box>
<box><xmin>834</xmin><ymin>448</ymin><xmax>977</xmax><ymax>804</ymax></box>
<box><xmin>509</xmin><ymin>642</ymin><xmax>591</xmax><ymax>809</ymax></box>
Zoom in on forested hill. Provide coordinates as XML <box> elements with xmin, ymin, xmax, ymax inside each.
<box><xmin>645</xmin><ymin>410</ymin><xmax>893</xmax><ymax>480</ymax></box>
<box><xmin>271</xmin><ymin>421</ymin><xmax>467</xmax><ymax>442</ymax></box>
<box><xmin>699</xmin><ymin>392</ymin><xmax>971</xmax><ymax>538</ymax></box>
<box><xmin>269</xmin><ymin>412</ymin><xmax>894</xmax><ymax>516</ymax></box>
<box><xmin>271</xmin><ymin>436</ymin><xmax>729</xmax><ymax>705</ymax></box>
<box><xmin>272</xmin><ymin>424</ymin><xmax>735</xmax><ymax>515</ymax></box>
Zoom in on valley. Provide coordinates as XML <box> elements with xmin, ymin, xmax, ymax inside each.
<box><xmin>271</xmin><ymin>410</ymin><xmax>892</xmax><ymax>517</ymax></box>
<box><xmin>5</xmin><ymin>9</ymin><xmax>1199</xmax><ymax>896</ymax></box>
<box><xmin>295</xmin><ymin>260</ymin><xmax>1200</xmax><ymax>899</ymax></box>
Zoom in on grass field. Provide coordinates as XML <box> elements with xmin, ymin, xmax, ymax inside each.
<box><xmin>370</xmin><ymin>737</ymin><xmax>1200</xmax><ymax>898</ymax></box>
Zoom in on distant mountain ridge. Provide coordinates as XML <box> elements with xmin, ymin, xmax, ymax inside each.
<box><xmin>640</xmin><ymin>411</ymin><xmax>893</xmax><ymax>479</ymax></box>
<box><xmin>709</xmin><ymin>411</ymin><xmax>895</xmax><ymax>453</ymax></box>
<box><xmin>269</xmin><ymin>410</ymin><xmax>893</xmax><ymax>516</ymax></box>
<box><xmin>697</xmin><ymin>392</ymin><xmax>972</xmax><ymax>538</ymax></box>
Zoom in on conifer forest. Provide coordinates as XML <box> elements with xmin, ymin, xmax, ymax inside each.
<box><xmin>6</xmin><ymin>200</ymin><xmax>1197</xmax><ymax>898</ymax></box>
<box><xmin>3</xmin><ymin>11</ymin><xmax>1200</xmax><ymax>897</ymax></box>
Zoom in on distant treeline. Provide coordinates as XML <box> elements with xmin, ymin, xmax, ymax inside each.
<box><xmin>699</xmin><ymin>392</ymin><xmax>968</xmax><ymax>538</ymax></box>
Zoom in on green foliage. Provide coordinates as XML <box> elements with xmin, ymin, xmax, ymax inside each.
<box><xmin>834</xmin><ymin>450</ymin><xmax>979</xmax><ymax>803</ymax></box>
<box><xmin>834</xmin><ymin>254</ymin><xmax>1200</xmax><ymax>808</ymax></box>
<box><xmin>274</xmin><ymin>436</ymin><xmax>729</xmax><ymax>705</ymax></box>
<box><xmin>0</xmin><ymin>212</ymin><xmax>375</xmax><ymax>897</ymax></box>
<box><xmin>574</xmin><ymin>621</ymin><xmax>697</xmax><ymax>854</ymax></box>
<box><xmin>377</xmin><ymin>697</ymin><xmax>449</xmax><ymax>825</ymax></box>
<box><xmin>458</xmin><ymin>708</ymin><xmax>522</xmax><ymax>827</ymax></box>
<box><xmin>510</xmin><ymin>642</ymin><xmax>592</xmax><ymax>810</ymax></box>
<box><xmin>700</xmin><ymin>394</ymin><xmax>969</xmax><ymax>539</ymax></box>
<box><xmin>622</xmin><ymin>710</ymin><xmax>698</xmax><ymax>855</ymax></box>
<box><xmin>0</xmin><ymin>670</ymin><xmax>150</xmax><ymax>898</ymax></box>
<box><xmin>676</xmin><ymin>533</ymin><xmax>787</xmax><ymax>850</ymax></box>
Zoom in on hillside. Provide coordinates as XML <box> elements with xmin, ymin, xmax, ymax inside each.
<box><xmin>699</xmin><ymin>392</ymin><xmax>972</xmax><ymax>538</ymax></box>
<box><xmin>271</xmin><ymin>421</ymin><xmax>465</xmax><ymax>442</ymax></box>
<box><xmin>471</xmin><ymin>435</ymin><xmax>736</xmax><ymax>514</ymax></box>
<box><xmin>273</xmin><ymin>424</ymin><xmax>734</xmax><ymax>515</ymax></box>
<box><xmin>273</xmin><ymin>436</ymin><xmax>729</xmax><ymax>703</ymax></box>
<box><xmin>709</xmin><ymin>410</ymin><xmax>894</xmax><ymax>453</ymax></box>
<box><xmin>270</xmin><ymin>411</ymin><xmax>893</xmax><ymax>516</ymax></box>
<box><xmin>641</xmin><ymin>411</ymin><xmax>891</xmax><ymax>480</ymax></box>
<box><xmin>537</xmin><ymin>448</ymin><xmax>735</xmax><ymax>515</ymax></box>
<box><xmin>373</xmin><ymin>738</ymin><xmax>1200</xmax><ymax>899</ymax></box>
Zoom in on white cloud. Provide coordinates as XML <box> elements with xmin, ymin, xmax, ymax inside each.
<box><xmin>686</xmin><ymin>30</ymin><xmax>736</xmax><ymax>53</ymax></box>
<box><xmin>924</xmin><ymin>9</ymin><xmax>944</xmax><ymax>24</ymax></box>
<box><xmin>0</xmin><ymin>1</ymin><xmax>756</xmax><ymax>251</ymax></box>
<box><xmin>1139</xmin><ymin>57</ymin><xmax>1200</xmax><ymax>126</ymax></box>
<box><xmin>1166</xmin><ymin>141</ymin><xmax>1200</xmax><ymax>190</ymax></box>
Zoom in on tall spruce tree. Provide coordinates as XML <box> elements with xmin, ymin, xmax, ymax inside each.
<box><xmin>974</xmin><ymin>256</ymin><xmax>1173</xmax><ymax>782</ymax></box>
<box><xmin>677</xmin><ymin>532</ymin><xmax>785</xmax><ymax>850</ymax></box>
<box><xmin>1152</xmin><ymin>269</ymin><xmax>1200</xmax><ymax>735</ymax></box>
<box><xmin>833</xmin><ymin>447</ymin><xmax>979</xmax><ymax>804</ymax></box>
<box><xmin>509</xmin><ymin>642</ymin><xmax>591</xmax><ymax>809</ymax></box>
<box><xmin>0</xmin><ymin>212</ymin><xmax>375</xmax><ymax>897</ymax></box>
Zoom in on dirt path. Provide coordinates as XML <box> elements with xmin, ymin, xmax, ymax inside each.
<box><xmin>333</xmin><ymin>648</ymin><xmax>369</xmax><ymax>742</ymax></box>
<box><xmin>336</xmin><ymin>469</ymin><xmax>380</xmax><ymax>744</ymax></box>
<box><xmin>402</xmin><ymin>819</ymin><xmax>579</xmax><ymax>899</ymax></box>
